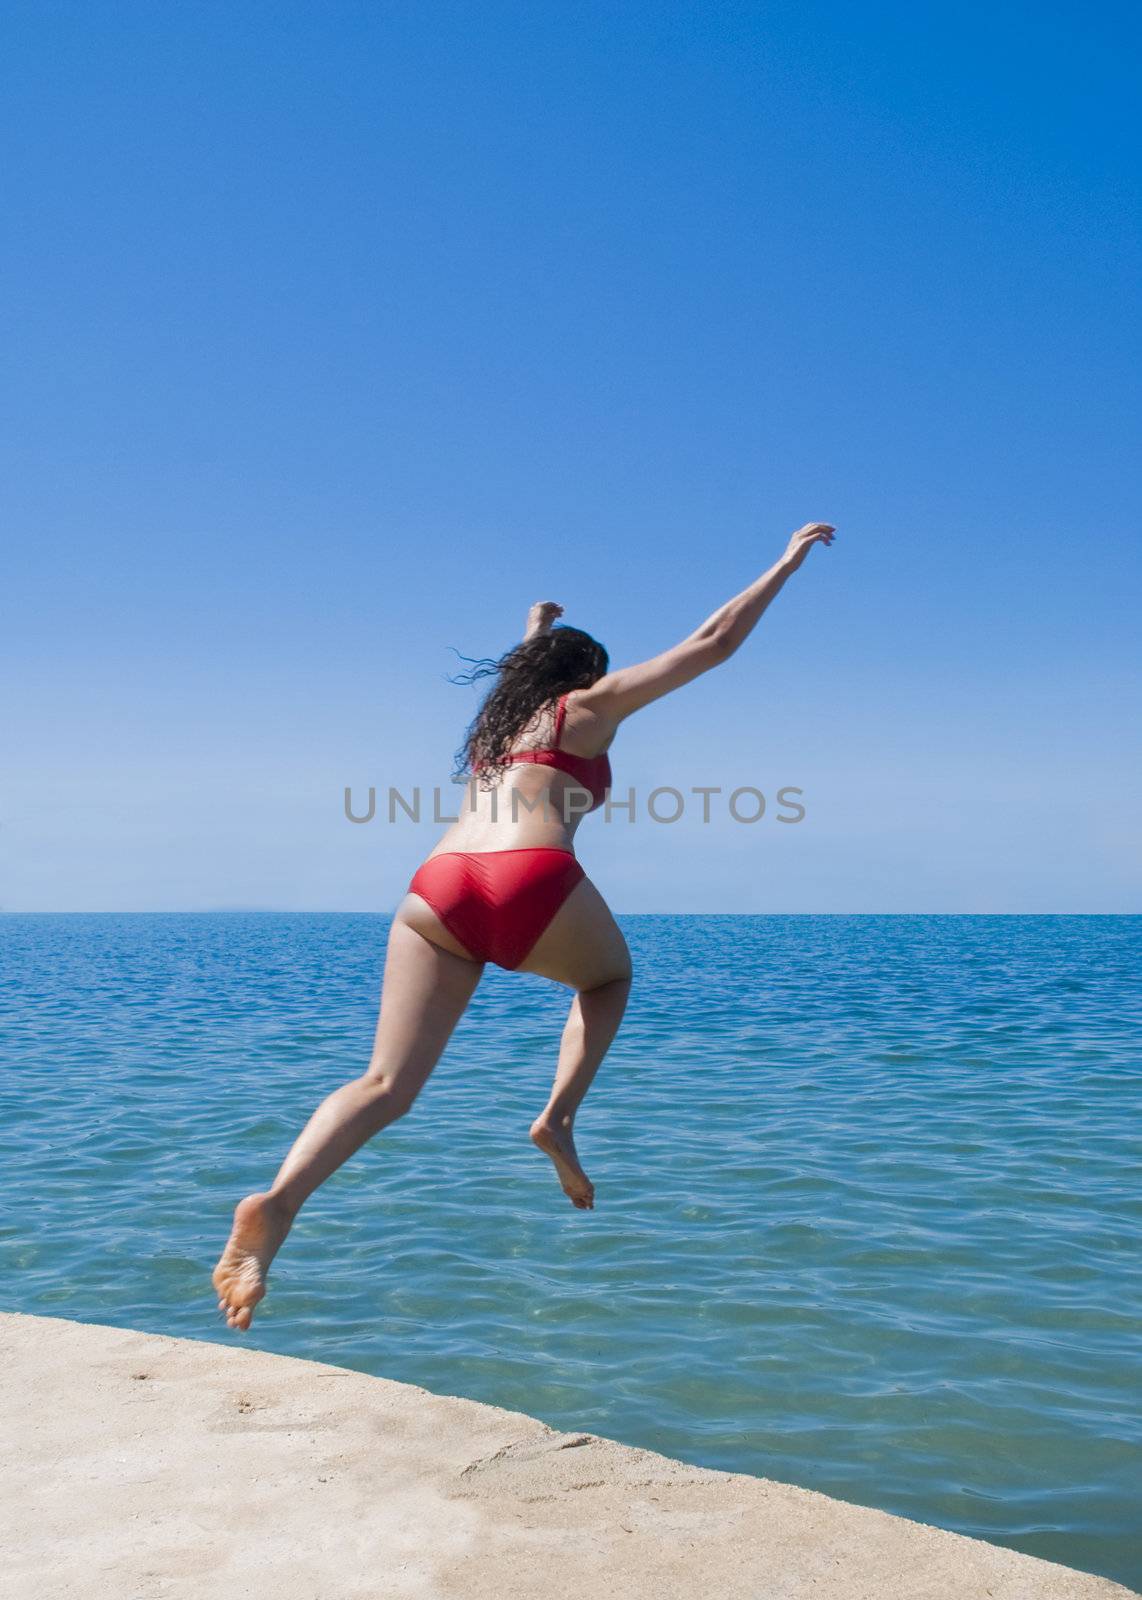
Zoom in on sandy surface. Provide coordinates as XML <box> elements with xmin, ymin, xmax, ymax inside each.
<box><xmin>1</xmin><ymin>1313</ymin><xmax>1133</xmax><ymax>1600</ymax></box>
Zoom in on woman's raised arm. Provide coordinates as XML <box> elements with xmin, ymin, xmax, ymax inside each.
<box><xmin>577</xmin><ymin>522</ymin><xmax>835</xmax><ymax>723</ymax></box>
<box><xmin>524</xmin><ymin>600</ymin><xmax>564</xmax><ymax>639</ymax></box>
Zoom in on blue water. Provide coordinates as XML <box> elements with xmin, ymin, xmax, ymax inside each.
<box><xmin>1</xmin><ymin>914</ymin><xmax>1139</xmax><ymax>1589</ymax></box>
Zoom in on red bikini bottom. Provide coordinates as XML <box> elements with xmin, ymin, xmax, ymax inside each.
<box><xmin>407</xmin><ymin>848</ymin><xmax>585</xmax><ymax>969</ymax></box>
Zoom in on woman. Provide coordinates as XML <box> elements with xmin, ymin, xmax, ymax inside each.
<box><xmin>213</xmin><ymin>521</ymin><xmax>835</xmax><ymax>1329</ymax></box>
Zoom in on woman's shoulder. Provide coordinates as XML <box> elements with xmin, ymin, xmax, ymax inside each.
<box><xmin>558</xmin><ymin>692</ymin><xmax>615</xmax><ymax>757</ymax></box>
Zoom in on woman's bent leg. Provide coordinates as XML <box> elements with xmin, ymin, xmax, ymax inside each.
<box><xmin>212</xmin><ymin>917</ymin><xmax>482</xmax><ymax>1329</ymax></box>
<box><xmin>529</xmin><ymin>977</ymin><xmax>629</xmax><ymax>1208</ymax></box>
<box><xmin>516</xmin><ymin>876</ymin><xmax>632</xmax><ymax>1209</ymax></box>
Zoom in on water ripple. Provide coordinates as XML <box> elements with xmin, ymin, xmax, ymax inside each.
<box><xmin>0</xmin><ymin>913</ymin><xmax>1139</xmax><ymax>1589</ymax></box>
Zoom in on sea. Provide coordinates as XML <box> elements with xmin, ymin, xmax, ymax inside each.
<box><xmin>1</xmin><ymin>913</ymin><xmax>1138</xmax><ymax>1589</ymax></box>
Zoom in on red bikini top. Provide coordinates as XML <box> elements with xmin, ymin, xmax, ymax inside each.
<box><xmin>502</xmin><ymin>693</ymin><xmax>612</xmax><ymax>812</ymax></box>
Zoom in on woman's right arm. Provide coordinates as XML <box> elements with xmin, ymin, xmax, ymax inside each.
<box><xmin>577</xmin><ymin>522</ymin><xmax>835</xmax><ymax>724</ymax></box>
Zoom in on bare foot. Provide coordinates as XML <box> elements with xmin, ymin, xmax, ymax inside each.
<box><xmin>530</xmin><ymin>1115</ymin><xmax>595</xmax><ymax>1210</ymax></box>
<box><xmin>211</xmin><ymin>1192</ymin><xmax>294</xmax><ymax>1331</ymax></box>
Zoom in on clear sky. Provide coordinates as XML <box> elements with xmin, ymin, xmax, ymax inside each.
<box><xmin>3</xmin><ymin>0</ymin><xmax>1139</xmax><ymax>913</ymax></box>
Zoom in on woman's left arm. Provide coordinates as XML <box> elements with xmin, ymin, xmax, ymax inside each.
<box><xmin>524</xmin><ymin>600</ymin><xmax>564</xmax><ymax>640</ymax></box>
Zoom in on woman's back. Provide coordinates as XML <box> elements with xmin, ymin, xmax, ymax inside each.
<box><xmin>428</xmin><ymin>691</ymin><xmax>615</xmax><ymax>859</ymax></box>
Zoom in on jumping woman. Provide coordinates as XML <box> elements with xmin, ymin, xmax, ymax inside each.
<box><xmin>213</xmin><ymin>521</ymin><xmax>836</xmax><ymax>1329</ymax></box>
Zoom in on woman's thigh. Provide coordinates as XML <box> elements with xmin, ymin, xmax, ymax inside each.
<box><xmin>516</xmin><ymin>875</ymin><xmax>632</xmax><ymax>990</ymax></box>
<box><xmin>367</xmin><ymin>915</ymin><xmax>483</xmax><ymax>1091</ymax></box>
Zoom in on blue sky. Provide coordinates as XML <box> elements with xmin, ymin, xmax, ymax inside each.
<box><xmin>3</xmin><ymin>0</ymin><xmax>1139</xmax><ymax>912</ymax></box>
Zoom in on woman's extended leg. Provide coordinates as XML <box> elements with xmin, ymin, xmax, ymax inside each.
<box><xmin>212</xmin><ymin>917</ymin><xmax>482</xmax><ymax>1330</ymax></box>
<box><xmin>516</xmin><ymin>877</ymin><xmax>632</xmax><ymax>1210</ymax></box>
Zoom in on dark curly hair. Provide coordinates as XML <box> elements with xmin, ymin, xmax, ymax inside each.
<box><xmin>453</xmin><ymin>625</ymin><xmax>609</xmax><ymax>786</ymax></box>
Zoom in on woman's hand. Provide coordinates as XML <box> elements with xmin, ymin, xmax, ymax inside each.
<box><xmin>525</xmin><ymin>600</ymin><xmax>564</xmax><ymax>638</ymax></box>
<box><xmin>783</xmin><ymin>522</ymin><xmax>836</xmax><ymax>570</ymax></box>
